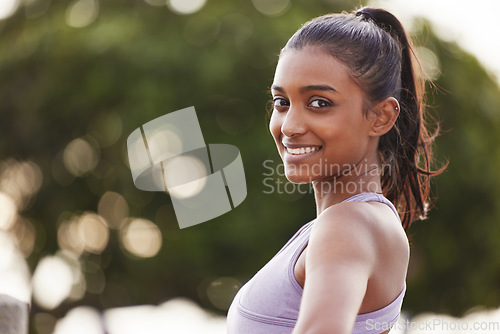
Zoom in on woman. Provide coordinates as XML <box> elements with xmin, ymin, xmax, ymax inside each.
<box><xmin>227</xmin><ymin>7</ymin><xmax>442</xmax><ymax>334</ymax></box>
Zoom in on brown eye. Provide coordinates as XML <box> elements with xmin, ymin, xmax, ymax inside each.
<box><xmin>309</xmin><ymin>99</ymin><xmax>332</xmax><ymax>108</ymax></box>
<box><xmin>273</xmin><ymin>98</ymin><xmax>290</xmax><ymax>108</ymax></box>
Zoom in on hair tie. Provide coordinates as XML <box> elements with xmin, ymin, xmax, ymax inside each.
<box><xmin>355</xmin><ymin>10</ymin><xmax>375</xmax><ymax>22</ymax></box>
<box><xmin>355</xmin><ymin>9</ymin><xmax>396</xmax><ymax>39</ymax></box>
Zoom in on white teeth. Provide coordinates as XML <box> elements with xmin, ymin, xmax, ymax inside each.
<box><xmin>285</xmin><ymin>146</ymin><xmax>319</xmax><ymax>155</ymax></box>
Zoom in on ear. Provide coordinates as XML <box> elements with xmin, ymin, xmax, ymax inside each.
<box><xmin>368</xmin><ymin>97</ymin><xmax>400</xmax><ymax>137</ymax></box>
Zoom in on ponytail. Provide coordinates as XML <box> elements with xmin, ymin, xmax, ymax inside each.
<box><xmin>283</xmin><ymin>7</ymin><xmax>446</xmax><ymax>230</ymax></box>
<box><xmin>356</xmin><ymin>7</ymin><xmax>445</xmax><ymax>230</ymax></box>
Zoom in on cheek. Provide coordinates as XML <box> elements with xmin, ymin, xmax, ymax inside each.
<box><xmin>269</xmin><ymin>112</ymin><xmax>282</xmax><ymax>142</ymax></box>
<box><xmin>315</xmin><ymin>123</ymin><xmax>339</xmax><ymax>142</ymax></box>
<box><xmin>318</xmin><ymin>122</ymin><xmax>361</xmax><ymax>154</ymax></box>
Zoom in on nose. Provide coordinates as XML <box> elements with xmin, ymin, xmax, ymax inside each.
<box><xmin>281</xmin><ymin>107</ymin><xmax>307</xmax><ymax>137</ymax></box>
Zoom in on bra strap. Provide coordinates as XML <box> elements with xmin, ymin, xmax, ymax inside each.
<box><xmin>342</xmin><ymin>192</ymin><xmax>400</xmax><ymax>221</ymax></box>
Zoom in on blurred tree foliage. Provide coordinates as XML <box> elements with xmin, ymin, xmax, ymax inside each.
<box><xmin>0</xmin><ymin>0</ymin><xmax>499</xmax><ymax>330</ymax></box>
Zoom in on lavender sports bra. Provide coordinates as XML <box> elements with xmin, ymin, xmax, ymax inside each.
<box><xmin>226</xmin><ymin>192</ymin><xmax>406</xmax><ymax>334</ymax></box>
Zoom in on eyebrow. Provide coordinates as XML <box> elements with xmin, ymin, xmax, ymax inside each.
<box><xmin>271</xmin><ymin>84</ymin><xmax>337</xmax><ymax>94</ymax></box>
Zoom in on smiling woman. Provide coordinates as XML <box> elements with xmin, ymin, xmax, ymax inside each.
<box><xmin>270</xmin><ymin>49</ymin><xmax>378</xmax><ymax>186</ymax></box>
<box><xmin>227</xmin><ymin>6</ymin><xmax>444</xmax><ymax>334</ymax></box>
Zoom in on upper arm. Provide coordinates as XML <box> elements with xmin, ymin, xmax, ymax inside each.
<box><xmin>292</xmin><ymin>204</ymin><xmax>378</xmax><ymax>334</ymax></box>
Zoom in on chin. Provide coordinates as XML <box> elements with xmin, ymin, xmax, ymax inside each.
<box><xmin>285</xmin><ymin>172</ymin><xmax>313</xmax><ymax>184</ymax></box>
<box><xmin>283</xmin><ymin>161</ymin><xmax>316</xmax><ymax>183</ymax></box>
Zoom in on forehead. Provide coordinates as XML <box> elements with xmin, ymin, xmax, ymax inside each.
<box><xmin>272</xmin><ymin>47</ymin><xmax>356</xmax><ymax>93</ymax></box>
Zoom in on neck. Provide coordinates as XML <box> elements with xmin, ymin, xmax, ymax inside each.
<box><xmin>312</xmin><ymin>159</ymin><xmax>382</xmax><ymax>216</ymax></box>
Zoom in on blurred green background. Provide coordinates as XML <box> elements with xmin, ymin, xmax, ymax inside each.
<box><xmin>1</xmin><ymin>0</ymin><xmax>499</xmax><ymax>333</ymax></box>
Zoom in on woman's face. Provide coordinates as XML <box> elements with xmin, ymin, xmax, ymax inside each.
<box><xmin>269</xmin><ymin>47</ymin><xmax>377</xmax><ymax>184</ymax></box>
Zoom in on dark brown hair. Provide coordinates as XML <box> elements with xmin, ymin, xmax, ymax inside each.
<box><xmin>281</xmin><ymin>7</ymin><xmax>445</xmax><ymax>230</ymax></box>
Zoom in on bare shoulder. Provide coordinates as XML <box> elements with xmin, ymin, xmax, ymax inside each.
<box><xmin>312</xmin><ymin>200</ymin><xmax>408</xmax><ymax>254</ymax></box>
<box><xmin>309</xmin><ymin>200</ymin><xmax>409</xmax><ymax>284</ymax></box>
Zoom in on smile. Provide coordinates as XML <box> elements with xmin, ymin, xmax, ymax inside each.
<box><xmin>286</xmin><ymin>146</ymin><xmax>320</xmax><ymax>155</ymax></box>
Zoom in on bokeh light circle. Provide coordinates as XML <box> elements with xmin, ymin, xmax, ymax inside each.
<box><xmin>251</xmin><ymin>0</ymin><xmax>289</xmax><ymax>16</ymax></box>
<box><xmin>164</xmin><ymin>155</ymin><xmax>207</xmax><ymax>199</ymax></box>
<box><xmin>120</xmin><ymin>218</ymin><xmax>162</xmax><ymax>258</ymax></box>
<box><xmin>0</xmin><ymin>0</ymin><xmax>19</xmax><ymax>20</ymax></box>
<box><xmin>0</xmin><ymin>192</ymin><xmax>16</xmax><ymax>230</ymax></box>
<box><xmin>32</xmin><ymin>256</ymin><xmax>74</xmax><ymax>310</ymax></box>
<box><xmin>66</xmin><ymin>0</ymin><xmax>99</xmax><ymax>28</ymax></box>
<box><xmin>206</xmin><ymin>277</ymin><xmax>241</xmax><ymax>310</ymax></box>
<box><xmin>167</xmin><ymin>0</ymin><xmax>206</xmax><ymax>15</ymax></box>
<box><xmin>63</xmin><ymin>137</ymin><xmax>100</xmax><ymax>177</ymax></box>
<box><xmin>98</xmin><ymin>191</ymin><xmax>129</xmax><ymax>229</ymax></box>
<box><xmin>78</xmin><ymin>212</ymin><xmax>109</xmax><ymax>254</ymax></box>
<box><xmin>415</xmin><ymin>46</ymin><xmax>442</xmax><ymax>80</ymax></box>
